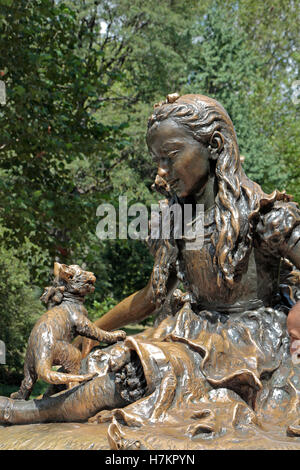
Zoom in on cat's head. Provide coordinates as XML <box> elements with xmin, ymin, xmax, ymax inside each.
<box><xmin>53</xmin><ymin>262</ymin><xmax>96</xmax><ymax>296</ymax></box>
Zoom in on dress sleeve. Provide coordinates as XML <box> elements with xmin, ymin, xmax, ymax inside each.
<box><xmin>256</xmin><ymin>201</ymin><xmax>300</xmax><ymax>258</ymax></box>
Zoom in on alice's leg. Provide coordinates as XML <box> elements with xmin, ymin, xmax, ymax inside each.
<box><xmin>0</xmin><ymin>374</ymin><xmax>126</xmax><ymax>425</ymax></box>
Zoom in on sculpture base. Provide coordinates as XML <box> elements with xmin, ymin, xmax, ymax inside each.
<box><xmin>0</xmin><ymin>422</ymin><xmax>110</xmax><ymax>450</ymax></box>
<box><xmin>1</xmin><ymin>421</ymin><xmax>300</xmax><ymax>450</ymax></box>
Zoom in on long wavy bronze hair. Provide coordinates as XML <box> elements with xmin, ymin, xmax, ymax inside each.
<box><xmin>147</xmin><ymin>94</ymin><xmax>290</xmax><ymax>293</ymax></box>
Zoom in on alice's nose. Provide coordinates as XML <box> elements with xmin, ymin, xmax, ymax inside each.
<box><xmin>157</xmin><ymin>166</ymin><xmax>168</xmax><ymax>178</ymax></box>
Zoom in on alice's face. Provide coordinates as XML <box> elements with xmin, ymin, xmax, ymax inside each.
<box><xmin>147</xmin><ymin>118</ymin><xmax>211</xmax><ymax>198</ymax></box>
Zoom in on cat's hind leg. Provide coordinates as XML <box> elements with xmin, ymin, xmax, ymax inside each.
<box><xmin>53</xmin><ymin>341</ymin><xmax>83</xmax><ymax>389</ymax></box>
<box><xmin>10</xmin><ymin>365</ymin><xmax>37</xmax><ymax>400</ymax></box>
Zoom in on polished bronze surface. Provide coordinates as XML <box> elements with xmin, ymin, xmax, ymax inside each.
<box><xmin>287</xmin><ymin>302</ymin><xmax>300</xmax><ymax>361</ymax></box>
<box><xmin>1</xmin><ymin>94</ymin><xmax>300</xmax><ymax>449</ymax></box>
<box><xmin>9</xmin><ymin>263</ymin><xmax>125</xmax><ymax>401</ymax></box>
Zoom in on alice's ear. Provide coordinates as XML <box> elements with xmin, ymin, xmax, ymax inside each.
<box><xmin>53</xmin><ymin>262</ymin><xmax>61</xmax><ymax>278</ymax></box>
<box><xmin>209</xmin><ymin>131</ymin><xmax>224</xmax><ymax>160</ymax></box>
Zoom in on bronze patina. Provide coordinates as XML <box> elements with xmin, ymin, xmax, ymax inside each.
<box><xmin>9</xmin><ymin>262</ymin><xmax>126</xmax><ymax>402</ymax></box>
<box><xmin>0</xmin><ymin>94</ymin><xmax>300</xmax><ymax>450</ymax></box>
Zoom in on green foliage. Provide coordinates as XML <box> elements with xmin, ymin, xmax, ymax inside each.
<box><xmin>0</xmin><ymin>380</ymin><xmax>48</xmax><ymax>399</ymax></box>
<box><xmin>0</xmin><ymin>0</ymin><xmax>299</xmax><ymax>385</ymax></box>
<box><xmin>182</xmin><ymin>2</ymin><xmax>289</xmax><ymax>193</ymax></box>
<box><xmin>0</xmin><ymin>224</ymin><xmax>45</xmax><ymax>383</ymax></box>
<box><xmin>230</xmin><ymin>0</ymin><xmax>300</xmax><ymax>202</ymax></box>
<box><xmin>0</xmin><ymin>0</ymin><xmax>129</xmax><ymax>261</ymax></box>
<box><xmin>74</xmin><ymin>232</ymin><xmax>154</xmax><ymax>311</ymax></box>
<box><xmin>88</xmin><ymin>297</ymin><xmax>118</xmax><ymax>323</ymax></box>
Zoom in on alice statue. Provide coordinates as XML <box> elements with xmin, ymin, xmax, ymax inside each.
<box><xmin>1</xmin><ymin>94</ymin><xmax>300</xmax><ymax>450</ymax></box>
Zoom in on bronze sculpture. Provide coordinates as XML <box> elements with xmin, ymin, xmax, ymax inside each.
<box><xmin>10</xmin><ymin>262</ymin><xmax>126</xmax><ymax>401</ymax></box>
<box><xmin>0</xmin><ymin>94</ymin><xmax>300</xmax><ymax>450</ymax></box>
<box><xmin>287</xmin><ymin>301</ymin><xmax>300</xmax><ymax>362</ymax></box>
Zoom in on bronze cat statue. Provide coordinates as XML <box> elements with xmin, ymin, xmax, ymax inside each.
<box><xmin>10</xmin><ymin>262</ymin><xmax>126</xmax><ymax>400</ymax></box>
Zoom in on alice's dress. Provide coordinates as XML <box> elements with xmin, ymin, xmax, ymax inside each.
<box><xmin>88</xmin><ymin>199</ymin><xmax>300</xmax><ymax>450</ymax></box>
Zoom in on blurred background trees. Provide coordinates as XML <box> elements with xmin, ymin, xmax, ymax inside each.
<box><xmin>0</xmin><ymin>0</ymin><xmax>299</xmax><ymax>381</ymax></box>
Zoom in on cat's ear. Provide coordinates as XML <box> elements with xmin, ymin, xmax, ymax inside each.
<box><xmin>53</xmin><ymin>262</ymin><xmax>61</xmax><ymax>279</ymax></box>
<box><xmin>59</xmin><ymin>264</ymin><xmax>74</xmax><ymax>281</ymax></box>
<box><xmin>54</xmin><ymin>262</ymin><xmax>74</xmax><ymax>281</ymax></box>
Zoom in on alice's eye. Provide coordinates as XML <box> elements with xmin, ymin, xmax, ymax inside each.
<box><xmin>168</xmin><ymin>150</ymin><xmax>179</xmax><ymax>157</ymax></box>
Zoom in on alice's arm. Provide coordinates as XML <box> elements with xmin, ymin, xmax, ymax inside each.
<box><xmin>94</xmin><ymin>265</ymin><xmax>179</xmax><ymax>332</ymax></box>
<box><xmin>79</xmin><ymin>280</ymin><xmax>156</xmax><ymax>357</ymax></box>
<box><xmin>93</xmin><ymin>279</ymin><xmax>156</xmax><ymax>331</ymax></box>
